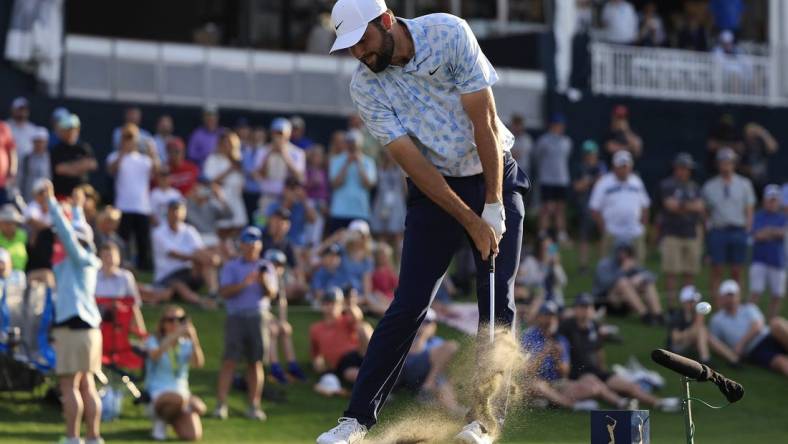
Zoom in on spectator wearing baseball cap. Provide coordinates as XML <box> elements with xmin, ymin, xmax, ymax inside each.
<box><xmin>749</xmin><ymin>184</ymin><xmax>787</xmax><ymax>320</ymax></box>
<box><xmin>534</xmin><ymin>113</ymin><xmax>573</xmax><ymax>243</ymax></box>
<box><xmin>51</xmin><ymin>113</ymin><xmax>98</xmax><ymax>198</ymax></box>
<box><xmin>659</xmin><ymin>152</ymin><xmax>705</xmax><ymax>305</ymax></box>
<box><xmin>213</xmin><ymin>226</ymin><xmax>275</xmax><ymax>421</ymax></box>
<box><xmin>6</xmin><ymin>96</ymin><xmax>39</xmax><ymax>164</ymax></box>
<box><xmin>702</xmin><ymin>147</ymin><xmax>756</xmax><ymax>301</ymax></box>
<box><xmin>605</xmin><ymin>104</ymin><xmax>642</xmax><ymax>160</ymax></box>
<box><xmin>255</xmin><ymin>118</ymin><xmax>306</xmax><ymax>213</ymax></box>
<box><xmin>588</xmin><ymin>149</ymin><xmax>650</xmax><ymax>261</ymax></box>
<box><xmin>710</xmin><ymin>279</ymin><xmax>788</xmax><ymax>377</ymax></box>
<box><xmin>572</xmin><ymin>139</ymin><xmax>607</xmax><ymax>271</ymax></box>
<box><xmin>667</xmin><ymin>286</ymin><xmax>738</xmax><ymax>366</ymax></box>
<box><xmin>19</xmin><ymin>126</ymin><xmax>51</xmax><ymax>202</ymax></box>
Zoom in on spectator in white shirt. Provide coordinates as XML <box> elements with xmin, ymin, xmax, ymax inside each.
<box><xmin>111</xmin><ymin>106</ymin><xmax>154</xmax><ymax>151</ymax></box>
<box><xmin>602</xmin><ymin>0</ymin><xmax>638</xmax><ymax>44</ymax></box>
<box><xmin>255</xmin><ymin>118</ymin><xmax>306</xmax><ymax>212</ymax></box>
<box><xmin>589</xmin><ymin>150</ymin><xmax>650</xmax><ymax>262</ymax></box>
<box><xmin>6</xmin><ymin>97</ymin><xmax>37</xmax><ymax>167</ymax></box>
<box><xmin>107</xmin><ymin>123</ymin><xmax>159</xmax><ymax>271</ymax></box>
<box><xmin>152</xmin><ymin>199</ymin><xmax>220</xmax><ymax>309</ymax></box>
<box><xmin>203</xmin><ymin>130</ymin><xmax>248</xmax><ymax>237</ymax></box>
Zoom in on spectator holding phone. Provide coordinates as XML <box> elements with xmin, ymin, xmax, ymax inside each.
<box><xmin>144</xmin><ymin>305</ymin><xmax>206</xmax><ymax>441</ymax></box>
<box><xmin>213</xmin><ymin>227</ymin><xmax>276</xmax><ymax>421</ymax></box>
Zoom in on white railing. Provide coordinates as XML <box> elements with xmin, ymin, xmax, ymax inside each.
<box><xmin>591</xmin><ymin>42</ymin><xmax>781</xmax><ymax>107</ymax></box>
<box><xmin>63</xmin><ymin>34</ymin><xmax>546</xmax><ymax>124</ymax></box>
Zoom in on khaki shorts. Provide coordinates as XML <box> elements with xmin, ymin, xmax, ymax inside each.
<box><xmin>52</xmin><ymin>327</ymin><xmax>102</xmax><ymax>375</ymax></box>
<box><xmin>660</xmin><ymin>236</ymin><xmax>702</xmax><ymax>275</ymax></box>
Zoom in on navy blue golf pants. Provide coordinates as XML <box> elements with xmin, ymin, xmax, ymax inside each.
<box><xmin>344</xmin><ymin>153</ymin><xmax>529</xmax><ymax>428</ymax></box>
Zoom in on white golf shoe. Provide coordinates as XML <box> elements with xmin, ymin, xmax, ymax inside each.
<box><xmin>316</xmin><ymin>417</ymin><xmax>368</xmax><ymax>444</ymax></box>
<box><xmin>455</xmin><ymin>420</ymin><xmax>494</xmax><ymax>444</ymax></box>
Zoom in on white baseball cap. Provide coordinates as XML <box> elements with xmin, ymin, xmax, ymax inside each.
<box><xmin>679</xmin><ymin>285</ymin><xmax>701</xmax><ymax>303</ymax></box>
<box><xmin>719</xmin><ymin>279</ymin><xmax>740</xmax><ymax>297</ymax></box>
<box><xmin>348</xmin><ymin>219</ymin><xmax>371</xmax><ymax>236</ymax></box>
<box><xmin>329</xmin><ymin>0</ymin><xmax>388</xmax><ymax>53</ymax></box>
<box><xmin>612</xmin><ymin>150</ymin><xmax>633</xmax><ymax>167</ymax></box>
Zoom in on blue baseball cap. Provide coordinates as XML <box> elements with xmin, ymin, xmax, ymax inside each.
<box><xmin>550</xmin><ymin>113</ymin><xmax>566</xmax><ymax>125</ymax></box>
<box><xmin>574</xmin><ymin>292</ymin><xmax>594</xmax><ymax>307</ymax></box>
<box><xmin>270</xmin><ymin>117</ymin><xmax>292</xmax><ymax>133</ymax></box>
<box><xmin>239</xmin><ymin>226</ymin><xmax>263</xmax><ymax>243</ymax></box>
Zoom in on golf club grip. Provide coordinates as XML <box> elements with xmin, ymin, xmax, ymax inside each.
<box><xmin>489</xmin><ymin>256</ymin><xmax>495</xmax><ymax>273</ymax></box>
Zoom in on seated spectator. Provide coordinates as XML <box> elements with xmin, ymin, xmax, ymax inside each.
<box><xmin>0</xmin><ymin>205</ymin><xmax>27</xmax><ymax>271</ymax></box>
<box><xmin>601</xmin><ymin>0</ymin><xmax>638</xmax><ymax>44</ymax></box>
<box><xmin>327</xmin><ymin>130</ymin><xmax>376</xmax><ymax>234</ymax></box>
<box><xmin>19</xmin><ymin>127</ymin><xmax>51</xmax><ymax>202</ymax></box>
<box><xmin>589</xmin><ymin>150</ymin><xmax>650</xmax><ymax>261</ymax></box>
<box><xmin>111</xmin><ymin>107</ymin><xmax>154</xmax><ymax>151</ymax></box>
<box><xmin>186</xmin><ymin>182</ymin><xmax>232</xmax><ymax>249</ymax></box>
<box><xmin>749</xmin><ymin>185</ymin><xmax>787</xmax><ymax>320</ymax></box>
<box><xmin>523</xmin><ymin>302</ymin><xmax>621</xmax><ymax>411</ymax></box>
<box><xmin>341</xmin><ymin>232</ymin><xmax>374</xmax><ymax>302</ymax></box>
<box><xmin>311</xmin><ymin>244</ymin><xmax>353</xmax><ymax>302</ymax></box>
<box><xmin>187</xmin><ymin>105</ymin><xmax>220</xmax><ymax>169</ymax></box>
<box><xmin>144</xmin><ymin>305</ymin><xmax>206</xmax><ymax>441</ymax></box>
<box><xmin>604</xmin><ymin>105</ymin><xmax>642</xmax><ymax>159</ymax></box>
<box><xmin>560</xmin><ymin>294</ymin><xmax>680</xmax><ymax>412</ymax></box>
<box><xmin>399</xmin><ymin>309</ymin><xmax>464</xmax><ymax>416</ymax></box>
<box><xmin>256</xmin><ymin>118</ymin><xmax>306</xmax><ymax>212</ymax></box>
<box><xmin>167</xmin><ymin>137</ymin><xmax>200</xmax><ymax>196</ymax></box>
<box><xmin>741</xmin><ymin>123</ymin><xmax>779</xmax><ymax>192</ymax></box>
<box><xmin>572</xmin><ymin>140</ymin><xmax>607</xmax><ymax>271</ymax></box>
<box><xmin>152</xmin><ymin>199</ymin><xmax>219</xmax><ymax>308</ymax></box>
<box><xmin>668</xmin><ymin>286</ymin><xmax>738</xmax><ymax>366</ymax></box>
<box><xmin>593</xmin><ymin>243</ymin><xmax>663</xmax><ymax>324</ymax></box>
<box><xmin>637</xmin><ymin>2</ymin><xmax>666</xmax><ymax>46</ymax></box>
<box><xmin>214</xmin><ymin>227</ymin><xmax>274</xmax><ymax>421</ymax></box>
<box><xmin>150</xmin><ymin>169</ymin><xmax>183</xmax><ymax>227</ymax></box>
<box><xmin>710</xmin><ymin>280</ymin><xmax>788</xmax><ymax>377</ymax></box>
<box><xmin>310</xmin><ymin>288</ymin><xmax>373</xmax><ymax>385</ymax></box>
<box><xmin>264</xmin><ymin>248</ymin><xmax>306</xmax><ymax>384</ymax></box>
<box><xmin>203</xmin><ymin>130</ymin><xmax>248</xmax><ymax>236</ymax></box>
<box><xmin>95</xmin><ymin>241</ymin><xmax>147</xmax><ymax>337</ymax></box>
<box><xmin>50</xmin><ymin>113</ymin><xmax>97</xmax><ymax>198</ymax></box>
<box><xmin>369</xmin><ymin>243</ymin><xmax>398</xmax><ymax>317</ymax></box>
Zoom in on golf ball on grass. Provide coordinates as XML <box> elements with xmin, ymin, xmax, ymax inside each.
<box><xmin>696</xmin><ymin>302</ymin><xmax>712</xmax><ymax>315</ymax></box>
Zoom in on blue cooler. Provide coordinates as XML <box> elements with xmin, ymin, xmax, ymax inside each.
<box><xmin>591</xmin><ymin>410</ymin><xmax>650</xmax><ymax>444</ymax></box>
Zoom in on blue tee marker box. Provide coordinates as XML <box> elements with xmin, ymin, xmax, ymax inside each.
<box><xmin>590</xmin><ymin>410</ymin><xmax>650</xmax><ymax>444</ymax></box>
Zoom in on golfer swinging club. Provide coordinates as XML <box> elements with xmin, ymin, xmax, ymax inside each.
<box><xmin>317</xmin><ymin>1</ymin><xmax>529</xmax><ymax>443</ymax></box>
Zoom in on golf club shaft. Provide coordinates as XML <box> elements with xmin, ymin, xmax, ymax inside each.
<box><xmin>489</xmin><ymin>256</ymin><xmax>495</xmax><ymax>344</ymax></box>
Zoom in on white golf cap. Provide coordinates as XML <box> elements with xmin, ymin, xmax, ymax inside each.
<box><xmin>679</xmin><ymin>285</ymin><xmax>701</xmax><ymax>303</ymax></box>
<box><xmin>612</xmin><ymin>150</ymin><xmax>633</xmax><ymax>167</ymax></box>
<box><xmin>719</xmin><ymin>279</ymin><xmax>740</xmax><ymax>296</ymax></box>
<box><xmin>348</xmin><ymin>219</ymin><xmax>371</xmax><ymax>236</ymax></box>
<box><xmin>329</xmin><ymin>0</ymin><xmax>388</xmax><ymax>54</ymax></box>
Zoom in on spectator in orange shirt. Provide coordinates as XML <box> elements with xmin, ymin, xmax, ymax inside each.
<box><xmin>310</xmin><ymin>287</ymin><xmax>373</xmax><ymax>385</ymax></box>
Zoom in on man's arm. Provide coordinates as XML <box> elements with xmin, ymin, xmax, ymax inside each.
<box><xmin>387</xmin><ymin>137</ymin><xmax>498</xmax><ymax>259</ymax></box>
<box><xmin>461</xmin><ymin>88</ymin><xmax>502</xmax><ymax>204</ymax></box>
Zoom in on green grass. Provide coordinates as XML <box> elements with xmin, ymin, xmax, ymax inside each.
<box><xmin>2</xmin><ymin>247</ymin><xmax>788</xmax><ymax>443</ymax></box>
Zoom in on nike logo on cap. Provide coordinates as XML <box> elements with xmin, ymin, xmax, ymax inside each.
<box><xmin>335</xmin><ymin>21</ymin><xmax>343</xmax><ymax>31</ymax></box>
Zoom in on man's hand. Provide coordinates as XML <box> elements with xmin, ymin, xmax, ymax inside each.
<box><xmin>467</xmin><ymin>216</ymin><xmax>499</xmax><ymax>261</ymax></box>
<box><xmin>481</xmin><ymin>201</ymin><xmax>506</xmax><ymax>241</ymax></box>
<box><xmin>242</xmin><ymin>270</ymin><xmax>261</xmax><ymax>287</ymax></box>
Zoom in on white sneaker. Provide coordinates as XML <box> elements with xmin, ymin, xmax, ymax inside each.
<box><xmin>572</xmin><ymin>399</ymin><xmax>600</xmax><ymax>411</ymax></box>
<box><xmin>151</xmin><ymin>419</ymin><xmax>167</xmax><ymax>441</ymax></box>
<box><xmin>455</xmin><ymin>420</ymin><xmax>493</xmax><ymax>444</ymax></box>
<box><xmin>316</xmin><ymin>417</ymin><xmax>367</xmax><ymax>444</ymax></box>
<box><xmin>658</xmin><ymin>397</ymin><xmax>681</xmax><ymax>413</ymax></box>
<box><xmin>246</xmin><ymin>406</ymin><xmax>267</xmax><ymax>421</ymax></box>
<box><xmin>213</xmin><ymin>404</ymin><xmax>228</xmax><ymax>420</ymax></box>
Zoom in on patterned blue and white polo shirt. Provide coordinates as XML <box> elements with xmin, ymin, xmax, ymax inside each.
<box><xmin>349</xmin><ymin>13</ymin><xmax>514</xmax><ymax>177</ymax></box>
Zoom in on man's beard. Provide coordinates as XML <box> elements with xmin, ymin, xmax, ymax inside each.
<box><xmin>364</xmin><ymin>24</ymin><xmax>394</xmax><ymax>73</ymax></box>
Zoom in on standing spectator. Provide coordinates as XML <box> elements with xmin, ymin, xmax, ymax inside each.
<box><xmin>152</xmin><ymin>115</ymin><xmax>175</xmax><ymax>163</ymax></box>
<box><xmin>589</xmin><ymin>150</ymin><xmax>650</xmax><ymax>261</ymax></box>
<box><xmin>48</xmin><ymin>107</ymin><xmax>70</xmax><ymax>150</ymax></box>
<box><xmin>328</xmin><ymin>130</ymin><xmax>376</xmax><ymax>234</ymax></box>
<box><xmin>44</xmin><ymin>183</ymin><xmax>105</xmax><ymax>444</ymax></box>
<box><xmin>370</xmin><ymin>149</ymin><xmax>406</xmax><ymax>253</ymax></box>
<box><xmin>0</xmin><ymin>205</ymin><xmax>28</xmax><ymax>271</ymax></box>
<box><xmin>534</xmin><ymin>113</ymin><xmax>572</xmax><ymax>242</ymax></box>
<box><xmin>668</xmin><ymin>286</ymin><xmax>739</xmax><ymax>365</ymax></box>
<box><xmin>710</xmin><ymin>0</ymin><xmax>744</xmax><ymax>34</ymax></box>
<box><xmin>256</xmin><ymin>118</ymin><xmax>306</xmax><ymax>211</ymax></box>
<box><xmin>0</xmin><ymin>119</ymin><xmax>16</xmax><ymax>206</ymax></box>
<box><xmin>509</xmin><ymin>114</ymin><xmax>533</xmax><ymax>177</ymax></box>
<box><xmin>289</xmin><ymin>116</ymin><xmax>314</xmax><ymax>150</ymax></box>
<box><xmin>187</xmin><ymin>105</ymin><xmax>220</xmax><ymax>168</ymax></box>
<box><xmin>111</xmin><ymin>107</ymin><xmax>154</xmax><ymax>151</ymax></box>
<box><xmin>637</xmin><ymin>2</ymin><xmax>666</xmax><ymax>46</ymax></box>
<box><xmin>328</xmin><ymin>130</ymin><xmax>349</xmax><ymax>159</ymax></box>
<box><xmin>304</xmin><ymin>146</ymin><xmax>330</xmax><ymax>246</ymax></box>
<box><xmin>749</xmin><ymin>185</ymin><xmax>787</xmax><ymax>320</ymax></box>
<box><xmin>150</xmin><ymin>169</ymin><xmax>183</xmax><ymax>227</ymax></box>
<box><xmin>310</xmin><ymin>288</ymin><xmax>373</xmax><ymax>385</ymax></box>
<box><xmin>6</xmin><ymin>97</ymin><xmax>36</xmax><ymax>166</ymax></box>
<box><xmin>214</xmin><ymin>227</ymin><xmax>274</xmax><ymax>421</ymax></box>
<box><xmin>702</xmin><ymin>147</ymin><xmax>755</xmax><ymax>300</ymax></box>
<box><xmin>144</xmin><ymin>306</ymin><xmax>206</xmax><ymax>441</ymax></box>
<box><xmin>347</xmin><ymin>114</ymin><xmax>381</xmax><ymax>160</ymax></box>
<box><xmin>710</xmin><ymin>280</ymin><xmax>788</xmax><ymax>377</ymax></box>
<box><xmin>659</xmin><ymin>153</ymin><xmax>705</xmax><ymax>305</ymax></box>
<box><xmin>604</xmin><ymin>105</ymin><xmax>642</xmax><ymax>159</ymax></box>
<box><xmin>572</xmin><ymin>140</ymin><xmax>607</xmax><ymax>271</ymax></box>
<box><xmin>242</xmin><ymin>125</ymin><xmax>266</xmax><ymax>224</ymax></box>
<box><xmin>203</xmin><ymin>130</ymin><xmax>248</xmax><ymax>236</ymax></box>
<box><xmin>106</xmin><ymin>123</ymin><xmax>159</xmax><ymax>270</ymax></box>
<box><xmin>707</xmin><ymin>114</ymin><xmax>743</xmax><ymax>173</ymax></box>
<box><xmin>50</xmin><ymin>113</ymin><xmax>97</xmax><ymax>198</ymax></box>
<box><xmin>19</xmin><ymin>127</ymin><xmax>51</xmax><ymax>202</ymax></box>
<box><xmin>740</xmin><ymin>123</ymin><xmax>778</xmax><ymax>192</ymax></box>
<box><xmin>601</xmin><ymin>0</ymin><xmax>638</xmax><ymax>44</ymax></box>
<box><xmin>166</xmin><ymin>137</ymin><xmax>200</xmax><ymax>196</ymax></box>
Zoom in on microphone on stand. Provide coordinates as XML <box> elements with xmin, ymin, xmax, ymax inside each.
<box><xmin>651</xmin><ymin>349</ymin><xmax>744</xmax><ymax>404</ymax></box>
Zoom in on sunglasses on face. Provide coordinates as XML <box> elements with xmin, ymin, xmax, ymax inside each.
<box><xmin>163</xmin><ymin>315</ymin><xmax>187</xmax><ymax>323</ymax></box>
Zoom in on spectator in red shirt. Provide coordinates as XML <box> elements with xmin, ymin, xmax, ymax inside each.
<box><xmin>166</xmin><ymin>137</ymin><xmax>199</xmax><ymax>196</ymax></box>
<box><xmin>310</xmin><ymin>288</ymin><xmax>373</xmax><ymax>385</ymax></box>
<box><xmin>0</xmin><ymin>121</ymin><xmax>17</xmax><ymax>205</ymax></box>
<box><xmin>369</xmin><ymin>243</ymin><xmax>397</xmax><ymax>316</ymax></box>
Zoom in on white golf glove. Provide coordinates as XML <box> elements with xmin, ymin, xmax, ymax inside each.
<box><xmin>481</xmin><ymin>201</ymin><xmax>506</xmax><ymax>241</ymax></box>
